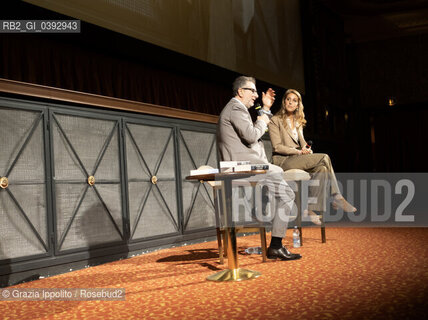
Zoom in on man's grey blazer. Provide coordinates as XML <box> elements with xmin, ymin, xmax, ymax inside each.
<box><xmin>217</xmin><ymin>98</ymin><xmax>268</xmax><ymax>164</ymax></box>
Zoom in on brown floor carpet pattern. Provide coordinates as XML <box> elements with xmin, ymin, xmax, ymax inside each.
<box><xmin>1</xmin><ymin>227</ymin><xmax>427</xmax><ymax>320</ymax></box>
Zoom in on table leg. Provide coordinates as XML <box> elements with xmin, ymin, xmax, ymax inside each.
<box><xmin>206</xmin><ymin>178</ymin><xmax>261</xmax><ymax>281</ymax></box>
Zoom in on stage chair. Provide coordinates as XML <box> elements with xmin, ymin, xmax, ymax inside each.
<box><xmin>283</xmin><ymin>169</ymin><xmax>326</xmax><ymax>245</ymax></box>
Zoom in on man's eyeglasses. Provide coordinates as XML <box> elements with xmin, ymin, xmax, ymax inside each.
<box><xmin>241</xmin><ymin>87</ymin><xmax>257</xmax><ymax>94</ymax></box>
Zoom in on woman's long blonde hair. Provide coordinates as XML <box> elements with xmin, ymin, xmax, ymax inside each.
<box><xmin>277</xmin><ymin>89</ymin><xmax>307</xmax><ymax>128</ymax></box>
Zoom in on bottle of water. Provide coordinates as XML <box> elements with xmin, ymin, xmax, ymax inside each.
<box><xmin>245</xmin><ymin>246</ymin><xmax>262</xmax><ymax>254</ymax></box>
<box><xmin>293</xmin><ymin>226</ymin><xmax>301</xmax><ymax>248</ymax></box>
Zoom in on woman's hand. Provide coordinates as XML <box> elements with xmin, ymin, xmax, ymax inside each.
<box><xmin>301</xmin><ymin>146</ymin><xmax>312</xmax><ymax>155</ymax></box>
<box><xmin>262</xmin><ymin>88</ymin><xmax>276</xmax><ymax>109</ymax></box>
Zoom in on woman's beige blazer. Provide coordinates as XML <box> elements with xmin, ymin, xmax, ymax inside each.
<box><xmin>268</xmin><ymin>115</ymin><xmax>307</xmax><ymax>158</ymax></box>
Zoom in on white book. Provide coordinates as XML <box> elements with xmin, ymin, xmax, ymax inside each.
<box><xmin>190</xmin><ymin>168</ymin><xmax>219</xmax><ymax>176</ymax></box>
<box><xmin>219</xmin><ymin>161</ymin><xmax>250</xmax><ymax>168</ymax></box>
<box><xmin>233</xmin><ymin>164</ymin><xmax>269</xmax><ymax>172</ymax></box>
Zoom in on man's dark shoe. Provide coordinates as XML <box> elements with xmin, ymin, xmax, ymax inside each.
<box><xmin>267</xmin><ymin>246</ymin><xmax>302</xmax><ymax>261</ymax></box>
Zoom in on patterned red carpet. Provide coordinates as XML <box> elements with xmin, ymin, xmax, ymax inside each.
<box><xmin>1</xmin><ymin>227</ymin><xmax>427</xmax><ymax>319</ymax></box>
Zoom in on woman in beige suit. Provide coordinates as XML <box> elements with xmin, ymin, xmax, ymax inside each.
<box><xmin>268</xmin><ymin>89</ymin><xmax>356</xmax><ymax>223</ymax></box>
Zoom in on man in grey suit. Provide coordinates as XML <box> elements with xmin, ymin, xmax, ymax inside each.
<box><xmin>217</xmin><ymin>75</ymin><xmax>301</xmax><ymax>261</ymax></box>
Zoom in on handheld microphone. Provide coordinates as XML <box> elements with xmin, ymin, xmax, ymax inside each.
<box><xmin>255</xmin><ymin>103</ymin><xmax>263</xmax><ymax>116</ymax></box>
<box><xmin>306</xmin><ymin>140</ymin><xmax>313</xmax><ymax>149</ymax></box>
<box><xmin>255</xmin><ymin>103</ymin><xmax>270</xmax><ymax>132</ymax></box>
<box><xmin>255</xmin><ymin>103</ymin><xmax>273</xmax><ymax>118</ymax></box>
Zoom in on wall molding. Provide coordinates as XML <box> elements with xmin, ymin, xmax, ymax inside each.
<box><xmin>0</xmin><ymin>78</ymin><xmax>219</xmax><ymax>124</ymax></box>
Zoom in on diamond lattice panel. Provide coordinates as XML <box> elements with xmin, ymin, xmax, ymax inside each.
<box><xmin>0</xmin><ymin>107</ymin><xmax>47</xmax><ymax>261</ymax></box>
<box><xmin>52</xmin><ymin>113</ymin><xmax>123</xmax><ymax>251</ymax></box>
<box><xmin>125</xmin><ymin>123</ymin><xmax>178</xmax><ymax>240</ymax></box>
<box><xmin>179</xmin><ymin>130</ymin><xmax>217</xmax><ymax>231</ymax></box>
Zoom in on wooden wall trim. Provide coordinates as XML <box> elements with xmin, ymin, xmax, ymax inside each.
<box><xmin>0</xmin><ymin>78</ymin><xmax>219</xmax><ymax>124</ymax></box>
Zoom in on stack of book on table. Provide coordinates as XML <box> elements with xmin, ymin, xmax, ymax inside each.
<box><xmin>189</xmin><ymin>167</ymin><xmax>219</xmax><ymax>176</ymax></box>
<box><xmin>220</xmin><ymin>161</ymin><xmax>269</xmax><ymax>172</ymax></box>
<box><xmin>189</xmin><ymin>161</ymin><xmax>270</xmax><ymax>176</ymax></box>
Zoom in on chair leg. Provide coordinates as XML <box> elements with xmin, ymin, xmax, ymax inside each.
<box><xmin>297</xmin><ymin>213</ymin><xmax>303</xmax><ymax>247</ymax></box>
<box><xmin>320</xmin><ymin>212</ymin><xmax>326</xmax><ymax>243</ymax></box>
<box><xmin>321</xmin><ymin>226</ymin><xmax>326</xmax><ymax>243</ymax></box>
<box><xmin>223</xmin><ymin>230</ymin><xmax>228</xmax><ymax>258</ymax></box>
<box><xmin>259</xmin><ymin>227</ymin><xmax>267</xmax><ymax>262</ymax></box>
<box><xmin>296</xmin><ymin>182</ymin><xmax>303</xmax><ymax>246</ymax></box>
<box><xmin>216</xmin><ymin>228</ymin><xmax>224</xmax><ymax>264</ymax></box>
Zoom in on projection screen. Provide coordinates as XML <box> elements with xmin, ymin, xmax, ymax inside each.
<box><xmin>24</xmin><ymin>0</ymin><xmax>305</xmax><ymax>92</ymax></box>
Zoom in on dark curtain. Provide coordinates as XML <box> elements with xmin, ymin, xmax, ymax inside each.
<box><xmin>0</xmin><ymin>33</ymin><xmax>231</xmax><ymax>116</ymax></box>
<box><xmin>370</xmin><ymin>107</ymin><xmax>427</xmax><ymax>172</ymax></box>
